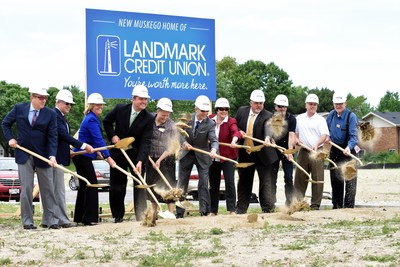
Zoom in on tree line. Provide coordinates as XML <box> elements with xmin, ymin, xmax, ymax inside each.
<box><xmin>1</xmin><ymin>57</ymin><xmax>399</xmax><ymax>156</ymax></box>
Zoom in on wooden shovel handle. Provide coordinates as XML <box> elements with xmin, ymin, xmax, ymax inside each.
<box><xmin>148</xmin><ymin>156</ymin><xmax>173</xmax><ymax>190</ymax></box>
<box><xmin>329</xmin><ymin>141</ymin><xmax>363</xmax><ymax>165</ymax></box>
<box><xmin>219</xmin><ymin>142</ymin><xmax>251</xmax><ymax>149</ymax></box>
<box><xmin>71</xmin><ymin>145</ymin><xmax>115</xmax><ymax>156</ymax></box>
<box><xmin>243</xmin><ymin>135</ymin><xmax>286</xmax><ymax>151</ymax></box>
<box><xmin>298</xmin><ymin>143</ymin><xmax>337</xmax><ymax>168</ymax></box>
<box><xmin>16</xmin><ymin>144</ymin><xmax>97</xmax><ymax>187</ymax></box>
<box><xmin>119</xmin><ymin>149</ymin><xmax>164</xmax><ymax>210</ymax></box>
<box><xmin>190</xmin><ymin>147</ymin><xmax>239</xmax><ymax>165</ymax></box>
<box><xmin>288</xmin><ymin>158</ymin><xmax>323</xmax><ymax>184</ymax></box>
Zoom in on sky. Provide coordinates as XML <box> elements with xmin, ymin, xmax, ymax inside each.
<box><xmin>1</xmin><ymin>0</ymin><xmax>399</xmax><ymax>107</ymax></box>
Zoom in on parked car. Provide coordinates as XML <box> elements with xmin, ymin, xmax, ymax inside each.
<box><xmin>184</xmin><ymin>164</ymin><xmax>226</xmax><ymax>201</ymax></box>
<box><xmin>0</xmin><ymin>157</ymin><xmax>40</xmax><ymax>202</ymax></box>
<box><xmin>69</xmin><ymin>160</ymin><xmax>110</xmax><ymax>191</ymax></box>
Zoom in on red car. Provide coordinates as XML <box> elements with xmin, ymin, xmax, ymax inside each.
<box><xmin>0</xmin><ymin>157</ymin><xmax>40</xmax><ymax>202</ymax></box>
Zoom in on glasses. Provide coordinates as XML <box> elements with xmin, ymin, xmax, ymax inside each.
<box><xmin>34</xmin><ymin>95</ymin><xmax>47</xmax><ymax>101</ymax></box>
<box><xmin>200</xmin><ymin>110</ymin><xmax>209</xmax><ymax>113</ymax></box>
<box><xmin>276</xmin><ymin>105</ymin><xmax>287</xmax><ymax>108</ymax></box>
<box><xmin>217</xmin><ymin>108</ymin><xmax>229</xmax><ymax>112</ymax></box>
<box><xmin>61</xmin><ymin>101</ymin><xmax>72</xmax><ymax>106</ymax></box>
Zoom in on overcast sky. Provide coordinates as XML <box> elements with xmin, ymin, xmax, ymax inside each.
<box><xmin>1</xmin><ymin>0</ymin><xmax>399</xmax><ymax>107</ymax></box>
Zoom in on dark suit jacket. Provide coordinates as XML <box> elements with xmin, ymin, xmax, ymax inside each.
<box><xmin>103</xmin><ymin>103</ymin><xmax>154</xmax><ymax>162</ymax></box>
<box><xmin>180</xmin><ymin>113</ymin><xmax>218</xmax><ymax>169</ymax></box>
<box><xmin>2</xmin><ymin>102</ymin><xmax>58</xmax><ymax>168</ymax></box>
<box><xmin>53</xmin><ymin>108</ymin><xmax>83</xmax><ymax>166</ymax></box>
<box><xmin>235</xmin><ymin>106</ymin><xmax>278</xmax><ymax>165</ymax></box>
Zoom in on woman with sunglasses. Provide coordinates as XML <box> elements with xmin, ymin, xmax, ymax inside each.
<box><xmin>208</xmin><ymin>98</ymin><xmax>241</xmax><ymax>215</ymax></box>
<box><xmin>72</xmin><ymin>93</ymin><xmax>116</xmax><ymax>226</ymax></box>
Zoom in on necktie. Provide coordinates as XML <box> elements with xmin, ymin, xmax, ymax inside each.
<box><xmin>195</xmin><ymin>121</ymin><xmax>200</xmax><ymax>132</ymax></box>
<box><xmin>129</xmin><ymin>111</ymin><xmax>138</xmax><ymax>126</ymax></box>
<box><xmin>245</xmin><ymin>114</ymin><xmax>255</xmax><ymax>149</ymax></box>
<box><xmin>31</xmin><ymin>110</ymin><xmax>38</xmax><ymax>126</ymax></box>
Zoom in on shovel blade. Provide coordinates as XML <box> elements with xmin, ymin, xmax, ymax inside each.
<box><xmin>248</xmin><ymin>145</ymin><xmax>264</xmax><ymax>153</ymax></box>
<box><xmin>114</xmin><ymin>137</ymin><xmax>135</xmax><ymax>149</ymax></box>
<box><xmin>158</xmin><ymin>210</ymin><xmax>176</xmax><ymax>219</ymax></box>
<box><xmin>235</xmin><ymin>162</ymin><xmax>255</xmax><ymax>168</ymax></box>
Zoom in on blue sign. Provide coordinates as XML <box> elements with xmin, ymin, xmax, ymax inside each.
<box><xmin>86</xmin><ymin>9</ymin><xmax>216</xmax><ymax>101</ymax></box>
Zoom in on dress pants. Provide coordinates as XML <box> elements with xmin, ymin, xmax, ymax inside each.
<box><xmin>271</xmin><ymin>153</ymin><xmax>294</xmax><ymax>206</ymax></box>
<box><xmin>209</xmin><ymin>160</ymin><xmax>236</xmax><ymax>213</ymax></box>
<box><xmin>73</xmin><ymin>155</ymin><xmax>99</xmax><ymax>224</ymax></box>
<box><xmin>294</xmin><ymin>148</ymin><xmax>324</xmax><ymax>207</ymax></box>
<box><xmin>18</xmin><ymin>156</ymin><xmax>58</xmax><ymax>227</ymax></box>
<box><xmin>329</xmin><ymin>146</ymin><xmax>357</xmax><ymax>208</ymax></box>
<box><xmin>109</xmin><ymin>151</ymin><xmax>147</xmax><ymax>221</ymax></box>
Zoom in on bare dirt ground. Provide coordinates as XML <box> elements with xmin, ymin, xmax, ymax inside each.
<box><xmin>1</xmin><ymin>169</ymin><xmax>399</xmax><ymax>266</ymax></box>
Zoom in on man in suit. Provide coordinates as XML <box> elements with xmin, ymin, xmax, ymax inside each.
<box><xmin>41</xmin><ymin>90</ymin><xmax>94</xmax><ymax>228</ymax></box>
<box><xmin>235</xmin><ymin>89</ymin><xmax>279</xmax><ymax>214</ymax></box>
<box><xmin>103</xmin><ymin>84</ymin><xmax>154</xmax><ymax>222</ymax></box>
<box><xmin>176</xmin><ymin>95</ymin><xmax>218</xmax><ymax>218</ymax></box>
<box><xmin>2</xmin><ymin>87</ymin><xmax>60</xmax><ymax>230</ymax></box>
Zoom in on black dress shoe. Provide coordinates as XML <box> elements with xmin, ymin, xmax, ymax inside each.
<box><xmin>83</xmin><ymin>222</ymin><xmax>97</xmax><ymax>226</ymax></box>
<box><xmin>175</xmin><ymin>213</ymin><xmax>184</xmax><ymax>219</ymax></box>
<box><xmin>60</xmin><ymin>223</ymin><xmax>73</xmax><ymax>228</ymax></box>
<box><xmin>23</xmin><ymin>224</ymin><xmax>37</xmax><ymax>230</ymax></box>
<box><xmin>40</xmin><ymin>224</ymin><xmax>48</xmax><ymax>228</ymax></box>
<box><xmin>49</xmin><ymin>224</ymin><xmax>60</xmax><ymax>229</ymax></box>
<box><xmin>114</xmin><ymin>218</ymin><xmax>123</xmax><ymax>223</ymax></box>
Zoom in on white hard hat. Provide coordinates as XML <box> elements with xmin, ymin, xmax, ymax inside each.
<box><xmin>87</xmin><ymin>93</ymin><xmax>106</xmax><ymax>104</ymax></box>
<box><xmin>305</xmin><ymin>93</ymin><xmax>319</xmax><ymax>104</ymax></box>
<box><xmin>332</xmin><ymin>92</ymin><xmax>347</xmax><ymax>103</ymax></box>
<box><xmin>194</xmin><ymin>95</ymin><xmax>211</xmax><ymax>110</ymax></box>
<box><xmin>250</xmin><ymin>89</ymin><xmax>265</xmax><ymax>102</ymax></box>
<box><xmin>215</xmin><ymin>98</ymin><xmax>230</xmax><ymax>108</ymax></box>
<box><xmin>131</xmin><ymin>85</ymin><xmax>150</xmax><ymax>98</ymax></box>
<box><xmin>274</xmin><ymin>94</ymin><xmax>289</xmax><ymax>106</ymax></box>
<box><xmin>157</xmin><ymin>97</ymin><xmax>173</xmax><ymax>112</ymax></box>
<box><xmin>28</xmin><ymin>87</ymin><xmax>49</xmax><ymax>96</ymax></box>
<box><xmin>56</xmin><ymin>89</ymin><xmax>75</xmax><ymax>104</ymax></box>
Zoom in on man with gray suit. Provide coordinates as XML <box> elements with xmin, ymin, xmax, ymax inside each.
<box><xmin>2</xmin><ymin>87</ymin><xmax>60</xmax><ymax>229</ymax></box>
<box><xmin>41</xmin><ymin>90</ymin><xmax>94</xmax><ymax>228</ymax></box>
<box><xmin>176</xmin><ymin>95</ymin><xmax>218</xmax><ymax>218</ymax></box>
<box><xmin>235</xmin><ymin>89</ymin><xmax>279</xmax><ymax>214</ymax></box>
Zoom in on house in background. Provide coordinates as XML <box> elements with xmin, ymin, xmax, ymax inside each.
<box><xmin>361</xmin><ymin>112</ymin><xmax>400</xmax><ymax>153</ymax></box>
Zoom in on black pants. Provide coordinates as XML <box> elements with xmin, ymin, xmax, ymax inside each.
<box><xmin>329</xmin><ymin>146</ymin><xmax>357</xmax><ymax>208</ymax></box>
<box><xmin>209</xmin><ymin>160</ymin><xmax>236</xmax><ymax>213</ymax></box>
<box><xmin>236</xmin><ymin>156</ymin><xmax>274</xmax><ymax>214</ymax></box>
<box><xmin>271</xmin><ymin>153</ymin><xmax>294</xmax><ymax>206</ymax></box>
<box><xmin>73</xmin><ymin>155</ymin><xmax>98</xmax><ymax>224</ymax></box>
<box><xmin>109</xmin><ymin>150</ymin><xmax>147</xmax><ymax>221</ymax></box>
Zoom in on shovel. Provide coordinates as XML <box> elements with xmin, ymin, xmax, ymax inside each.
<box><xmin>16</xmin><ymin>144</ymin><xmax>108</xmax><ymax>188</ymax></box>
<box><xmin>329</xmin><ymin>141</ymin><xmax>364</xmax><ymax>166</ymax></box>
<box><xmin>243</xmin><ymin>135</ymin><xmax>287</xmax><ymax>151</ymax></box>
<box><xmin>112</xmin><ymin>164</ymin><xmax>155</xmax><ymax>189</ymax></box>
<box><xmin>298</xmin><ymin>143</ymin><xmax>338</xmax><ymax>168</ymax></box>
<box><xmin>71</xmin><ymin>137</ymin><xmax>135</xmax><ymax>156</ymax></box>
<box><xmin>289</xmin><ymin>158</ymin><xmax>324</xmax><ymax>184</ymax></box>
<box><xmin>119</xmin><ymin>149</ymin><xmax>176</xmax><ymax>219</ymax></box>
<box><xmin>219</xmin><ymin>142</ymin><xmax>251</xmax><ymax>149</ymax></box>
<box><xmin>147</xmin><ymin>156</ymin><xmax>187</xmax><ymax>209</ymax></box>
<box><xmin>190</xmin><ymin>147</ymin><xmax>254</xmax><ymax>168</ymax></box>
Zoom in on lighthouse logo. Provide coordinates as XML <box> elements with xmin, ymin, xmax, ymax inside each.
<box><xmin>97</xmin><ymin>35</ymin><xmax>121</xmax><ymax>76</ymax></box>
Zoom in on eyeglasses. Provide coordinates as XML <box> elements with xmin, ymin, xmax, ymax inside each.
<box><xmin>217</xmin><ymin>108</ymin><xmax>229</xmax><ymax>112</ymax></box>
<box><xmin>62</xmin><ymin>101</ymin><xmax>72</xmax><ymax>106</ymax></box>
<box><xmin>276</xmin><ymin>105</ymin><xmax>287</xmax><ymax>108</ymax></box>
<box><xmin>200</xmin><ymin>110</ymin><xmax>209</xmax><ymax>113</ymax></box>
<box><xmin>34</xmin><ymin>95</ymin><xmax>47</xmax><ymax>101</ymax></box>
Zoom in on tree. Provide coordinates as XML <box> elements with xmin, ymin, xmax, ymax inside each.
<box><xmin>346</xmin><ymin>93</ymin><xmax>372</xmax><ymax>118</ymax></box>
<box><xmin>377</xmin><ymin>91</ymin><xmax>400</xmax><ymax>112</ymax></box>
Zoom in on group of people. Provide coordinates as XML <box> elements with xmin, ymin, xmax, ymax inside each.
<box><xmin>1</xmin><ymin>84</ymin><xmax>359</xmax><ymax>230</ymax></box>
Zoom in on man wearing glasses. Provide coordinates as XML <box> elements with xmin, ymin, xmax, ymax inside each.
<box><xmin>40</xmin><ymin>90</ymin><xmax>94</xmax><ymax>228</ymax></box>
<box><xmin>235</xmin><ymin>89</ymin><xmax>278</xmax><ymax>214</ymax></box>
<box><xmin>270</xmin><ymin>94</ymin><xmax>297</xmax><ymax>207</ymax></box>
<box><xmin>2</xmin><ymin>87</ymin><xmax>60</xmax><ymax>230</ymax></box>
<box><xmin>176</xmin><ymin>95</ymin><xmax>218</xmax><ymax>218</ymax></box>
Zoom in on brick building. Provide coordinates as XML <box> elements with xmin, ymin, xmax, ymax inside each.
<box><xmin>361</xmin><ymin>112</ymin><xmax>400</xmax><ymax>153</ymax></box>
